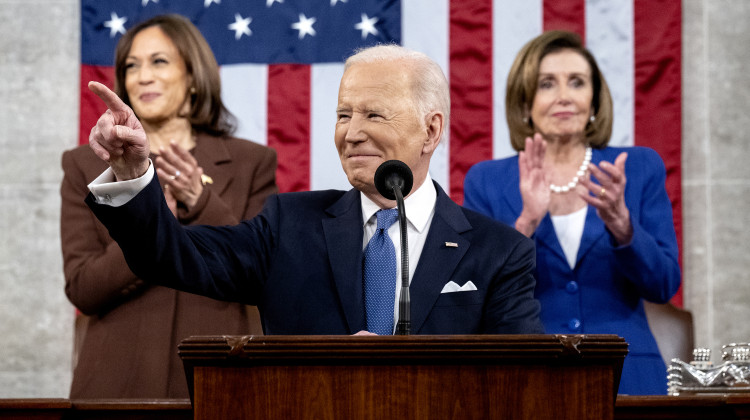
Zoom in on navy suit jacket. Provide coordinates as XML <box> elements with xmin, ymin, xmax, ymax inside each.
<box><xmin>87</xmin><ymin>176</ymin><xmax>543</xmax><ymax>335</ymax></box>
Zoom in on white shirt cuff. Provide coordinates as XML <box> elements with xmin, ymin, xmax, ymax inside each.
<box><xmin>87</xmin><ymin>160</ymin><xmax>154</xmax><ymax>207</ymax></box>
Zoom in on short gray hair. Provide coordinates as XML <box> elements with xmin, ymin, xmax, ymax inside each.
<box><xmin>345</xmin><ymin>44</ymin><xmax>450</xmax><ymax>134</ymax></box>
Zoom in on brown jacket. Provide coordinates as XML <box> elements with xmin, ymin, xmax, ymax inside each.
<box><xmin>61</xmin><ymin>133</ymin><xmax>277</xmax><ymax>398</ymax></box>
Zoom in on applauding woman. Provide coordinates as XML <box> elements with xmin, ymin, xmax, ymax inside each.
<box><xmin>61</xmin><ymin>14</ymin><xmax>277</xmax><ymax>398</ymax></box>
<box><xmin>463</xmin><ymin>31</ymin><xmax>680</xmax><ymax>394</ymax></box>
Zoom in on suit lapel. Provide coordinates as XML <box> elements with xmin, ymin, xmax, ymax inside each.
<box><xmin>322</xmin><ymin>189</ymin><xmax>366</xmax><ymax>333</ymax></box>
<box><xmin>410</xmin><ymin>183</ymin><xmax>471</xmax><ymax>333</ymax></box>
<box><xmin>575</xmin><ymin>205</ymin><xmax>607</xmax><ymax>264</ymax></box>
<box><xmin>535</xmin><ymin>214</ymin><xmax>568</xmax><ymax>263</ymax></box>
<box><xmin>575</xmin><ymin>149</ymin><xmax>608</xmax><ymax>265</ymax></box>
<box><xmin>191</xmin><ymin>133</ymin><xmax>232</xmax><ymax>195</ymax></box>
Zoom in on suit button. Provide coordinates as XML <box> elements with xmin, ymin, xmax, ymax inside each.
<box><xmin>565</xmin><ymin>281</ymin><xmax>579</xmax><ymax>293</ymax></box>
<box><xmin>567</xmin><ymin>318</ymin><xmax>581</xmax><ymax>332</ymax></box>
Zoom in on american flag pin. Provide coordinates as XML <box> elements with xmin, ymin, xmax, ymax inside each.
<box><xmin>445</xmin><ymin>242</ymin><xmax>458</xmax><ymax>248</ymax></box>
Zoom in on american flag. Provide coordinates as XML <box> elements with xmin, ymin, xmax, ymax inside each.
<box><xmin>80</xmin><ymin>0</ymin><xmax>682</xmax><ymax>304</ymax></box>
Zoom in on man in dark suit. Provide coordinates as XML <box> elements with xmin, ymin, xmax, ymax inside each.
<box><xmin>85</xmin><ymin>45</ymin><xmax>544</xmax><ymax>335</ymax></box>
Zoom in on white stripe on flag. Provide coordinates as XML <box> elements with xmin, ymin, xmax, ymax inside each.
<box><xmin>403</xmin><ymin>0</ymin><xmax>449</xmax><ymax>191</ymax></box>
<box><xmin>493</xmin><ymin>0</ymin><xmax>543</xmax><ymax>160</ymax></box>
<box><xmin>586</xmin><ymin>0</ymin><xmax>634</xmax><ymax>147</ymax></box>
<box><xmin>220</xmin><ymin>64</ymin><xmax>269</xmax><ymax>146</ymax></box>
<box><xmin>311</xmin><ymin>64</ymin><xmax>349</xmax><ymax>191</ymax></box>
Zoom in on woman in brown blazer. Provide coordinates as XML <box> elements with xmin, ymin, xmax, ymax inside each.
<box><xmin>60</xmin><ymin>14</ymin><xmax>277</xmax><ymax>398</ymax></box>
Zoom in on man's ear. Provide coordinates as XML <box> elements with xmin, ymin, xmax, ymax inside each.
<box><xmin>423</xmin><ymin>111</ymin><xmax>444</xmax><ymax>154</ymax></box>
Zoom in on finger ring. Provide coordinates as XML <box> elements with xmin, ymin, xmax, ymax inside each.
<box><xmin>598</xmin><ymin>187</ymin><xmax>606</xmax><ymax>198</ymax></box>
<box><xmin>174</xmin><ymin>170</ymin><xmax>181</xmax><ymax>177</ymax></box>
<box><xmin>169</xmin><ymin>175</ymin><xmax>175</xmax><ymax>181</ymax></box>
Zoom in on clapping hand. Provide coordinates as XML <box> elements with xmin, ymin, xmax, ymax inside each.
<box><xmin>155</xmin><ymin>142</ymin><xmax>205</xmax><ymax>209</ymax></box>
<box><xmin>580</xmin><ymin>152</ymin><xmax>633</xmax><ymax>245</ymax></box>
<box><xmin>515</xmin><ymin>134</ymin><xmax>551</xmax><ymax>236</ymax></box>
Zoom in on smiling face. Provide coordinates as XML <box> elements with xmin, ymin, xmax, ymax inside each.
<box><xmin>124</xmin><ymin>26</ymin><xmax>192</xmax><ymax>125</ymax></box>
<box><xmin>335</xmin><ymin>61</ymin><xmax>437</xmax><ymax>199</ymax></box>
<box><xmin>530</xmin><ymin>49</ymin><xmax>593</xmax><ymax>143</ymax></box>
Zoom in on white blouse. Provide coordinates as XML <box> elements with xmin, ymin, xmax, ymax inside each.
<box><xmin>550</xmin><ymin>206</ymin><xmax>588</xmax><ymax>270</ymax></box>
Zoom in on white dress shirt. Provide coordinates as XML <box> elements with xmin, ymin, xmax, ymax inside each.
<box><xmin>360</xmin><ymin>174</ymin><xmax>437</xmax><ymax>332</ymax></box>
<box><xmin>87</xmin><ymin>161</ymin><xmax>155</xmax><ymax>206</ymax></box>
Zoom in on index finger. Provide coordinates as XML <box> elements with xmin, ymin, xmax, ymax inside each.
<box><xmin>88</xmin><ymin>81</ymin><xmax>128</xmax><ymax>113</ymax></box>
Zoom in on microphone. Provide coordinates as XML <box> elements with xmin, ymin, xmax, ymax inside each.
<box><xmin>374</xmin><ymin>160</ymin><xmax>414</xmax><ymax>335</ymax></box>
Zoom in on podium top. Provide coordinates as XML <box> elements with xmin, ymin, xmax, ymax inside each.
<box><xmin>179</xmin><ymin>335</ymin><xmax>627</xmax><ymax>417</ymax></box>
<box><xmin>179</xmin><ymin>334</ymin><xmax>627</xmax><ymax>366</ymax></box>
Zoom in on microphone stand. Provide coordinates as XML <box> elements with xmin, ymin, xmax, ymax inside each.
<box><xmin>374</xmin><ymin>160</ymin><xmax>413</xmax><ymax>336</ymax></box>
<box><xmin>393</xmin><ymin>185</ymin><xmax>410</xmax><ymax>335</ymax></box>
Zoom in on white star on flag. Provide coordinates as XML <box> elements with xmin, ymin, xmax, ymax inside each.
<box><xmin>141</xmin><ymin>0</ymin><xmax>158</xmax><ymax>6</ymax></box>
<box><xmin>228</xmin><ymin>13</ymin><xmax>252</xmax><ymax>40</ymax></box>
<box><xmin>204</xmin><ymin>0</ymin><xmax>220</xmax><ymax>7</ymax></box>
<box><xmin>266</xmin><ymin>0</ymin><xmax>283</xmax><ymax>7</ymax></box>
<box><xmin>354</xmin><ymin>14</ymin><xmax>378</xmax><ymax>39</ymax></box>
<box><xmin>103</xmin><ymin>12</ymin><xmax>127</xmax><ymax>38</ymax></box>
<box><xmin>291</xmin><ymin>14</ymin><xmax>316</xmax><ymax>39</ymax></box>
<box><xmin>330</xmin><ymin>0</ymin><xmax>347</xmax><ymax>6</ymax></box>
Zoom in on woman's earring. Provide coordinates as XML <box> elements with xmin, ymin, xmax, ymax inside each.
<box><xmin>589</xmin><ymin>115</ymin><xmax>596</xmax><ymax>123</ymax></box>
<box><xmin>190</xmin><ymin>86</ymin><xmax>196</xmax><ymax>94</ymax></box>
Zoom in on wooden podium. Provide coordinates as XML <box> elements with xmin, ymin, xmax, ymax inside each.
<box><xmin>179</xmin><ymin>334</ymin><xmax>627</xmax><ymax>420</ymax></box>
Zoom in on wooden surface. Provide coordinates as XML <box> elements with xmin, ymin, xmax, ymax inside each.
<box><xmin>180</xmin><ymin>334</ymin><xmax>627</xmax><ymax>420</ymax></box>
<box><xmin>0</xmin><ymin>399</ymin><xmax>191</xmax><ymax>420</ymax></box>
<box><xmin>3</xmin><ymin>395</ymin><xmax>750</xmax><ymax>419</ymax></box>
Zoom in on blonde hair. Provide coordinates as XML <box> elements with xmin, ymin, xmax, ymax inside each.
<box><xmin>506</xmin><ymin>30</ymin><xmax>613</xmax><ymax>151</ymax></box>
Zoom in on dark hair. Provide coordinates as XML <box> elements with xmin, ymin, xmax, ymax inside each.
<box><xmin>113</xmin><ymin>14</ymin><xmax>236</xmax><ymax>136</ymax></box>
<box><xmin>505</xmin><ymin>30</ymin><xmax>613</xmax><ymax>151</ymax></box>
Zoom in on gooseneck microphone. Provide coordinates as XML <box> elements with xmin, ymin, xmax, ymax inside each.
<box><xmin>374</xmin><ymin>160</ymin><xmax>414</xmax><ymax>335</ymax></box>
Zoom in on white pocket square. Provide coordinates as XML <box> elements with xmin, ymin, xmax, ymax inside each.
<box><xmin>440</xmin><ymin>280</ymin><xmax>478</xmax><ymax>293</ymax></box>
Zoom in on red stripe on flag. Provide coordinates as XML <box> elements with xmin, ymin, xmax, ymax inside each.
<box><xmin>449</xmin><ymin>0</ymin><xmax>494</xmax><ymax>204</ymax></box>
<box><xmin>79</xmin><ymin>65</ymin><xmax>115</xmax><ymax>146</ymax></box>
<box><xmin>267</xmin><ymin>64</ymin><xmax>311</xmax><ymax>193</ymax></box>
<box><xmin>543</xmin><ymin>0</ymin><xmax>586</xmax><ymax>40</ymax></box>
<box><xmin>634</xmin><ymin>0</ymin><xmax>683</xmax><ymax>306</ymax></box>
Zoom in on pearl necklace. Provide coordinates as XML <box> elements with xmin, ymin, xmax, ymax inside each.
<box><xmin>549</xmin><ymin>147</ymin><xmax>592</xmax><ymax>193</ymax></box>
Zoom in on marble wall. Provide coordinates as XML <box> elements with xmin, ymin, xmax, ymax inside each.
<box><xmin>682</xmin><ymin>0</ymin><xmax>750</xmax><ymax>359</ymax></box>
<box><xmin>0</xmin><ymin>0</ymin><xmax>79</xmax><ymax>396</ymax></box>
<box><xmin>0</xmin><ymin>0</ymin><xmax>747</xmax><ymax>397</ymax></box>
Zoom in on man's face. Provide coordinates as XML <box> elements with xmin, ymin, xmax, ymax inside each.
<box><xmin>335</xmin><ymin>61</ymin><xmax>430</xmax><ymax>198</ymax></box>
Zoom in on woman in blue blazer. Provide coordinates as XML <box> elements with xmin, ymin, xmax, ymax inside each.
<box><xmin>463</xmin><ymin>31</ymin><xmax>681</xmax><ymax>395</ymax></box>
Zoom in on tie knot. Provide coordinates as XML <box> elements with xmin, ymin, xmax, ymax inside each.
<box><xmin>376</xmin><ymin>208</ymin><xmax>399</xmax><ymax>231</ymax></box>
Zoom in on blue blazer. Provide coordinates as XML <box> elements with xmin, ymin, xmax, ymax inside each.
<box><xmin>464</xmin><ymin>146</ymin><xmax>681</xmax><ymax>395</ymax></box>
<box><xmin>87</xmin><ymin>176</ymin><xmax>544</xmax><ymax>336</ymax></box>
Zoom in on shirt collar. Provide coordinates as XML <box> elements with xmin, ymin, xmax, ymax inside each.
<box><xmin>361</xmin><ymin>174</ymin><xmax>437</xmax><ymax>233</ymax></box>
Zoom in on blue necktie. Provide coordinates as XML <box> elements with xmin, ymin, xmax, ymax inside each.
<box><xmin>364</xmin><ymin>208</ymin><xmax>399</xmax><ymax>335</ymax></box>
